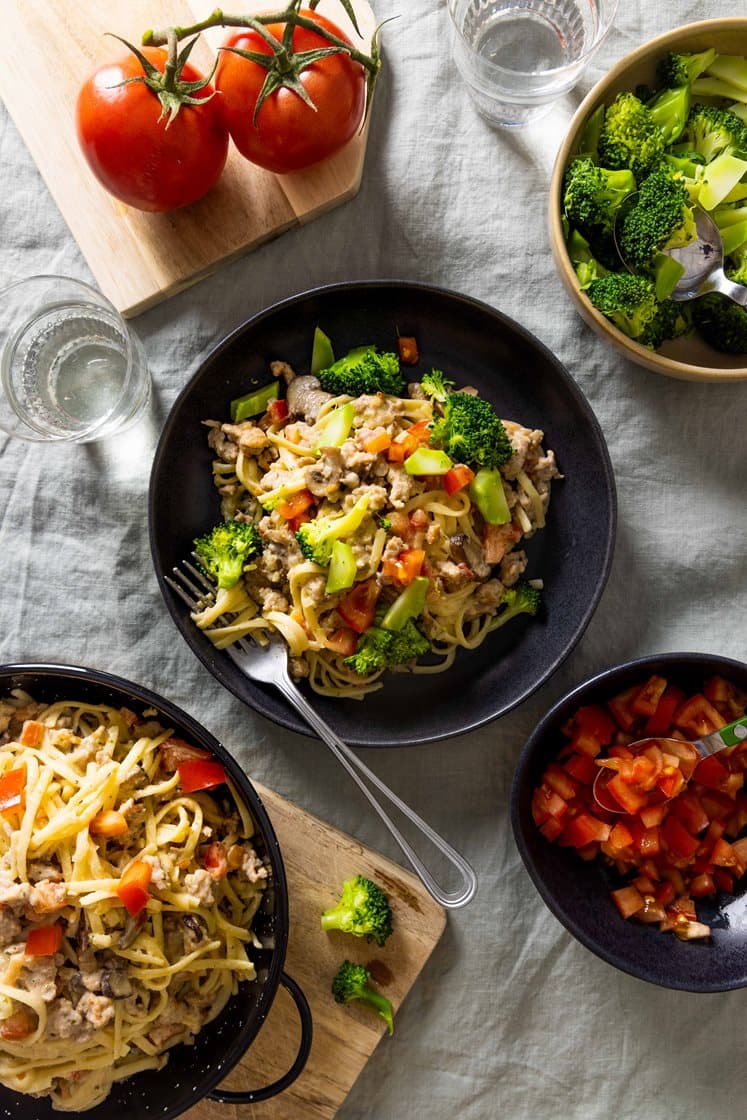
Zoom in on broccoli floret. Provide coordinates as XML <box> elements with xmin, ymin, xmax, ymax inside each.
<box><xmin>429</xmin><ymin>392</ymin><xmax>512</xmax><ymax>470</ymax></box>
<box><xmin>322</xmin><ymin>875</ymin><xmax>393</xmax><ymax>946</ymax></box>
<box><xmin>640</xmin><ymin>298</ymin><xmax>692</xmax><ymax>350</ymax></box>
<box><xmin>646</xmin><ymin>84</ymin><xmax>691</xmax><ymax>146</ymax></box>
<box><xmin>657</xmin><ymin>48</ymin><xmax>717</xmax><ymax>88</ymax></box>
<box><xmin>344</xmin><ymin>618</ymin><xmax>431</xmax><ymax>676</ymax></box>
<box><xmin>295</xmin><ymin>495</ymin><xmax>370</xmax><ymax>566</ymax></box>
<box><xmin>193</xmin><ymin>520</ymin><xmax>262</xmax><ymax>589</ymax></box>
<box><xmin>691</xmin><ymin>292</ymin><xmax>747</xmax><ymax>353</ymax></box>
<box><xmin>419</xmin><ymin>368</ymin><xmax>455</xmax><ymax>403</ymax></box>
<box><xmin>562</xmin><ymin>157</ymin><xmax>637</xmax><ymax>247</ymax></box>
<box><xmin>566</xmin><ymin>228</ymin><xmax>608</xmax><ymax>290</ymax></box>
<box><xmin>680</xmin><ymin>104</ymin><xmax>747</xmax><ymax>164</ymax></box>
<box><xmin>618</xmin><ymin>168</ymin><xmax>696</xmax><ymax>270</ymax></box>
<box><xmin>598</xmin><ymin>92</ymin><xmax>666</xmax><ymax>179</ymax></box>
<box><xmin>726</xmin><ymin>240</ymin><xmax>747</xmax><ymax>286</ymax></box>
<box><xmin>331</xmin><ymin>960</ymin><xmax>394</xmax><ymax>1035</ymax></box>
<box><xmin>318</xmin><ymin>347</ymin><xmax>405</xmax><ymax>397</ymax></box>
<box><xmin>491</xmin><ymin>581</ymin><xmax>541</xmax><ymax>631</ymax></box>
<box><xmin>586</xmin><ymin>272</ymin><xmax>662</xmax><ymax>344</ymax></box>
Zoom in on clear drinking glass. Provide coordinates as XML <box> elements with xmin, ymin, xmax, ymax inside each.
<box><xmin>448</xmin><ymin>0</ymin><xmax>619</xmax><ymax>129</ymax></box>
<box><xmin>0</xmin><ymin>275</ymin><xmax>151</xmax><ymax>443</ymax></box>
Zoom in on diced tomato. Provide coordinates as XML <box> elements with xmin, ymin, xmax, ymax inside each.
<box><xmin>178</xmin><ymin>758</ymin><xmax>226</xmax><ymax>793</ymax></box>
<box><xmin>0</xmin><ymin>765</ymin><xmax>26</xmax><ymax>818</ymax></box>
<box><xmin>643</xmin><ymin>686</ymin><xmax>686</xmax><ymax>736</ymax></box>
<box><xmin>711</xmin><ymin>837</ymin><xmax>737</xmax><ymax>867</ymax></box>
<box><xmin>611</xmin><ymin>885</ymin><xmax>645</xmax><ymax>919</ymax></box>
<box><xmin>539</xmin><ymin>817</ymin><xmax>564</xmax><ymax>841</ymax></box>
<box><xmin>0</xmin><ymin>1008</ymin><xmax>35</xmax><ymax>1041</ymax></box>
<box><xmin>542</xmin><ymin>764</ymin><xmax>577</xmax><ymax>801</ymax></box>
<box><xmin>689</xmin><ymin>872</ymin><xmax>716</xmax><ymax>898</ymax></box>
<box><xmin>714</xmin><ymin>869</ymin><xmax>736</xmax><ymax>893</ymax></box>
<box><xmin>558</xmin><ymin>813</ymin><xmax>611</xmax><ymax>848</ymax></box>
<box><xmin>608</xmin><ymin>821</ymin><xmax>634</xmax><ymax>851</ymax></box>
<box><xmin>532</xmin><ymin>784</ymin><xmax>568</xmax><ymax>823</ymax></box>
<box><xmin>655</xmin><ymin>880</ymin><xmax>676</xmax><ymax>906</ymax></box>
<box><xmin>89</xmin><ymin>810</ymin><xmax>129</xmax><ymax>838</ymax></box>
<box><xmin>203</xmin><ymin>841</ymin><xmax>229</xmax><ymax>880</ymax></box>
<box><xmin>116</xmin><ymin>860</ymin><xmax>152</xmax><ymax>917</ymax></box>
<box><xmin>563</xmin><ymin>753</ymin><xmax>598</xmax><ymax>785</ymax></box>
<box><xmin>663</xmin><ymin>815</ymin><xmax>699</xmax><ymax>860</ymax></box>
<box><xmin>397</xmin><ymin>336</ymin><xmax>419</xmax><ymax>365</ymax></box>
<box><xmin>267</xmin><ymin>398</ymin><xmax>289</xmax><ymax>424</ymax></box>
<box><xmin>631</xmin><ymin>675</ymin><xmax>668</xmax><ymax>717</ymax></box>
<box><xmin>693</xmin><ymin>753</ymin><xmax>730</xmax><ymax>791</ymax></box>
<box><xmin>674</xmin><ymin>694</ymin><xmax>726</xmax><ymax>738</ymax></box>
<box><xmin>337</xmin><ymin>578</ymin><xmax>380</xmax><ymax>634</ymax></box>
<box><xmin>607</xmin><ymin>686</ymin><xmax>640</xmax><ymax>732</ymax></box>
<box><xmin>699</xmin><ymin>789</ymin><xmax>734</xmax><ymax>820</ymax></box>
<box><xmin>605</xmin><ymin>773</ymin><xmax>647</xmax><ymax>814</ymax></box>
<box><xmin>381</xmin><ymin>547</ymin><xmax>425</xmax><ymax>585</ymax></box>
<box><xmin>639</xmin><ymin>802</ymin><xmax>668</xmax><ymax>828</ymax></box>
<box><xmin>25</xmin><ymin>922</ymin><xmax>63</xmax><ymax>957</ymax></box>
<box><xmin>19</xmin><ymin>720</ymin><xmax>44</xmax><ymax>747</ymax></box>
<box><xmin>160</xmin><ymin>738</ymin><xmax>212</xmax><ymax>772</ymax></box>
<box><xmin>276</xmin><ymin>489</ymin><xmax>315</xmax><ymax>521</ymax></box>
<box><xmin>703</xmin><ymin>676</ymin><xmax>732</xmax><ymax>705</ymax></box>
<box><xmin>323</xmin><ymin>627</ymin><xmax>358</xmax><ymax>657</ymax></box>
<box><xmin>443</xmin><ymin>465</ymin><xmax>475</xmax><ymax>496</ymax></box>
<box><xmin>565</xmin><ymin>704</ymin><xmax>616</xmax><ymax>757</ymax></box>
<box><xmin>362</xmin><ymin>431</ymin><xmax>392</xmax><ymax>454</ymax></box>
<box><xmin>669</xmin><ymin>792</ymin><xmax>709</xmax><ymax>835</ymax></box>
<box><xmin>656</xmin><ymin>767</ymin><xmax>685</xmax><ymax>801</ymax></box>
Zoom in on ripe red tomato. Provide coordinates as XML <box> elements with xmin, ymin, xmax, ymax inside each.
<box><xmin>76</xmin><ymin>47</ymin><xmax>229</xmax><ymax>212</ymax></box>
<box><xmin>216</xmin><ymin>11</ymin><xmax>366</xmax><ymax>174</ymax></box>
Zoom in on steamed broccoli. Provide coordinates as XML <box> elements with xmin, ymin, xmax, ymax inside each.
<box><xmin>567</xmin><ymin>228</ymin><xmax>608</xmax><ymax>289</ymax></box>
<box><xmin>598</xmin><ymin>91</ymin><xmax>666</xmax><ymax>179</ymax></box>
<box><xmin>295</xmin><ymin>495</ymin><xmax>370</xmax><ymax>566</ymax></box>
<box><xmin>618</xmin><ymin>168</ymin><xmax>696</xmax><ymax>270</ymax></box>
<box><xmin>322</xmin><ymin>875</ymin><xmax>393</xmax><ymax>946</ymax></box>
<box><xmin>332</xmin><ymin>960</ymin><xmax>394</xmax><ymax>1035</ymax></box>
<box><xmin>318</xmin><ymin>347</ymin><xmax>405</xmax><ymax>397</ymax></box>
<box><xmin>429</xmin><ymin>392</ymin><xmax>512</xmax><ymax>470</ymax></box>
<box><xmin>586</xmin><ymin>272</ymin><xmax>661</xmax><ymax>343</ymax></box>
<box><xmin>193</xmin><ymin>520</ymin><xmax>262</xmax><ymax>589</ymax></box>
<box><xmin>646</xmin><ymin>84</ymin><xmax>691</xmax><ymax>146</ymax></box>
<box><xmin>491</xmin><ymin>581</ymin><xmax>541</xmax><ymax>631</ymax></box>
<box><xmin>691</xmin><ymin>293</ymin><xmax>747</xmax><ymax>353</ymax></box>
<box><xmin>420</xmin><ymin>368</ymin><xmax>455</xmax><ymax>403</ymax></box>
<box><xmin>656</xmin><ymin>48</ymin><xmax>717</xmax><ymax>88</ymax></box>
<box><xmin>562</xmin><ymin>157</ymin><xmax>637</xmax><ymax>248</ymax></box>
<box><xmin>344</xmin><ymin>618</ymin><xmax>431</xmax><ymax>676</ymax></box>
<box><xmin>680</xmin><ymin>104</ymin><xmax>747</xmax><ymax>164</ymax></box>
<box><xmin>641</xmin><ymin>298</ymin><xmax>692</xmax><ymax>350</ymax></box>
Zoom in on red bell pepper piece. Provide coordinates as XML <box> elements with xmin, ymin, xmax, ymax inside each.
<box><xmin>178</xmin><ymin>758</ymin><xmax>226</xmax><ymax>793</ymax></box>
<box><xmin>25</xmin><ymin>922</ymin><xmax>63</xmax><ymax>957</ymax></box>
<box><xmin>0</xmin><ymin>766</ymin><xmax>26</xmax><ymax>818</ymax></box>
<box><xmin>117</xmin><ymin>860</ymin><xmax>153</xmax><ymax>917</ymax></box>
<box><xmin>443</xmin><ymin>465</ymin><xmax>475</xmax><ymax>496</ymax></box>
<box><xmin>338</xmin><ymin>579</ymin><xmax>380</xmax><ymax>633</ymax></box>
<box><xmin>267</xmin><ymin>398</ymin><xmax>289</xmax><ymax>424</ymax></box>
<box><xmin>19</xmin><ymin>720</ymin><xmax>44</xmax><ymax>747</ymax></box>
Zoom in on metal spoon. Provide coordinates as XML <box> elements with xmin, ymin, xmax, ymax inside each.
<box><xmin>593</xmin><ymin>714</ymin><xmax>747</xmax><ymax>814</ymax></box>
<box><xmin>614</xmin><ymin>194</ymin><xmax>747</xmax><ymax>306</ymax></box>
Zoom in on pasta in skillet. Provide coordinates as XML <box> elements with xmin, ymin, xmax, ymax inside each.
<box><xmin>0</xmin><ymin>692</ymin><xmax>267</xmax><ymax>1112</ymax></box>
<box><xmin>195</xmin><ymin>347</ymin><xmax>561</xmax><ymax>699</ymax></box>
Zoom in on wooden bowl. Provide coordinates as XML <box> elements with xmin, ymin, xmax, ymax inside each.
<box><xmin>549</xmin><ymin>18</ymin><xmax>747</xmax><ymax>383</ymax></box>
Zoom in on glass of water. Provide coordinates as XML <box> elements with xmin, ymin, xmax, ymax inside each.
<box><xmin>0</xmin><ymin>275</ymin><xmax>151</xmax><ymax>443</ymax></box>
<box><xmin>448</xmin><ymin>0</ymin><xmax>619</xmax><ymax>129</ymax></box>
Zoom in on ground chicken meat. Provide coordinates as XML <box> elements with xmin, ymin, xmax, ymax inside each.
<box><xmin>500</xmin><ymin>549</ymin><xmax>528</xmax><ymax>586</ymax></box>
<box><xmin>220</xmin><ymin>421</ymin><xmax>269</xmax><ymax>453</ymax></box>
<box><xmin>306</xmin><ymin>447</ymin><xmax>343</xmax><ymax>497</ymax></box>
<box><xmin>20</xmin><ymin>953</ymin><xmax>60</xmax><ymax>1002</ymax></box>
<box><xmin>386</xmin><ymin>464</ymin><xmax>424</xmax><ymax>508</ymax></box>
<box><xmin>0</xmin><ymin>910</ymin><xmax>22</xmax><ymax>948</ymax></box>
<box><xmin>183</xmin><ymin>869</ymin><xmax>216</xmax><ymax>908</ymax></box>
<box><xmin>270</xmin><ymin>359</ymin><xmax>296</xmax><ymax>385</ymax></box>
<box><xmin>28</xmin><ymin>879</ymin><xmax>67</xmax><ymax>915</ymax></box>
<box><xmin>77</xmin><ymin>991</ymin><xmax>115</xmax><ymax>1030</ymax></box>
<box><xmin>463</xmin><ymin>579</ymin><xmax>505</xmax><ymax>620</ymax></box>
<box><xmin>205</xmin><ymin>421</ymin><xmax>239</xmax><ymax>464</ymax></box>
<box><xmin>502</xmin><ymin>424</ymin><xmax>545</xmax><ymax>480</ymax></box>
<box><xmin>0</xmin><ymin>873</ymin><xmax>31</xmax><ymax>910</ymax></box>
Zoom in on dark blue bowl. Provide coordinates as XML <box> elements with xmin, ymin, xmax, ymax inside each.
<box><xmin>511</xmin><ymin>652</ymin><xmax>747</xmax><ymax>992</ymax></box>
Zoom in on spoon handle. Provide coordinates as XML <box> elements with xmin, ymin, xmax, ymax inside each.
<box><xmin>698</xmin><ymin>714</ymin><xmax>747</xmax><ymax>755</ymax></box>
<box><xmin>705</xmin><ymin>270</ymin><xmax>747</xmax><ymax>307</ymax></box>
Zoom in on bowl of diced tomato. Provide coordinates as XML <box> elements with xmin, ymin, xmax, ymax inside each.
<box><xmin>511</xmin><ymin>652</ymin><xmax>747</xmax><ymax>991</ymax></box>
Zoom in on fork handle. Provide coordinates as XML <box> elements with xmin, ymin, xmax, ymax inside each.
<box><xmin>274</xmin><ymin>672</ymin><xmax>477</xmax><ymax>910</ymax></box>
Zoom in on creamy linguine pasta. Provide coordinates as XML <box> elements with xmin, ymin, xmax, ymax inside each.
<box><xmin>197</xmin><ymin>359</ymin><xmax>561</xmax><ymax>699</ymax></box>
<box><xmin>0</xmin><ymin>692</ymin><xmax>267</xmax><ymax>1111</ymax></box>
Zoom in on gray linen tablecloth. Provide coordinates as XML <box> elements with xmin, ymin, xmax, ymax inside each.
<box><xmin>1</xmin><ymin>2</ymin><xmax>746</xmax><ymax>1118</ymax></box>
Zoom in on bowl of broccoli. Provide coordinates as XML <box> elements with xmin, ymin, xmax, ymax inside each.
<box><xmin>550</xmin><ymin>18</ymin><xmax>747</xmax><ymax>382</ymax></box>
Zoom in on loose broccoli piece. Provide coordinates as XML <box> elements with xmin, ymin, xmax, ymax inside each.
<box><xmin>618</xmin><ymin>168</ymin><xmax>696</xmax><ymax>270</ymax></box>
<box><xmin>332</xmin><ymin>961</ymin><xmax>394</xmax><ymax>1035</ymax></box>
<box><xmin>562</xmin><ymin>157</ymin><xmax>637</xmax><ymax>249</ymax></box>
<box><xmin>598</xmin><ymin>92</ymin><xmax>666</xmax><ymax>179</ymax></box>
<box><xmin>318</xmin><ymin>347</ymin><xmax>405</xmax><ymax>397</ymax></box>
<box><xmin>691</xmin><ymin>293</ymin><xmax>747</xmax><ymax>353</ymax></box>
<box><xmin>725</xmin><ymin>240</ymin><xmax>747</xmax><ymax>286</ymax></box>
<box><xmin>586</xmin><ymin>272</ymin><xmax>662</xmax><ymax>344</ymax></box>
<box><xmin>566</xmin><ymin>228</ymin><xmax>608</xmax><ymax>290</ymax></box>
<box><xmin>295</xmin><ymin>495</ymin><xmax>370</xmax><ymax>566</ymax></box>
<box><xmin>344</xmin><ymin>618</ymin><xmax>431</xmax><ymax>676</ymax></box>
<box><xmin>680</xmin><ymin>104</ymin><xmax>747</xmax><ymax>164</ymax></box>
<box><xmin>419</xmin><ymin>368</ymin><xmax>455</xmax><ymax>403</ymax></box>
<box><xmin>640</xmin><ymin>298</ymin><xmax>692</xmax><ymax>351</ymax></box>
<box><xmin>491</xmin><ymin>581</ymin><xmax>541</xmax><ymax>631</ymax></box>
<box><xmin>322</xmin><ymin>875</ymin><xmax>393</xmax><ymax>946</ymax></box>
<box><xmin>193</xmin><ymin>520</ymin><xmax>262</xmax><ymax>589</ymax></box>
<box><xmin>429</xmin><ymin>392</ymin><xmax>512</xmax><ymax>470</ymax></box>
<box><xmin>646</xmin><ymin>84</ymin><xmax>691</xmax><ymax>146</ymax></box>
<box><xmin>656</xmin><ymin>48</ymin><xmax>717</xmax><ymax>88</ymax></box>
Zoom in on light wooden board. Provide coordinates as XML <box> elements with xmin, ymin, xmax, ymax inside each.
<box><xmin>0</xmin><ymin>0</ymin><xmax>376</xmax><ymax>317</ymax></box>
<box><xmin>184</xmin><ymin>782</ymin><xmax>446</xmax><ymax>1120</ymax></box>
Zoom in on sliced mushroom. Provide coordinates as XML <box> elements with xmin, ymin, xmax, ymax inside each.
<box><xmin>286</xmin><ymin>375</ymin><xmax>332</xmax><ymax>423</ymax></box>
<box><xmin>101</xmin><ymin>969</ymin><xmax>132</xmax><ymax>999</ymax></box>
<box><xmin>118</xmin><ymin>911</ymin><xmax>147</xmax><ymax>950</ymax></box>
<box><xmin>305</xmin><ymin>447</ymin><xmax>343</xmax><ymax>497</ymax></box>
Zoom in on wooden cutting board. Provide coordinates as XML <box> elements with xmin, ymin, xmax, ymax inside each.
<box><xmin>0</xmin><ymin>0</ymin><xmax>376</xmax><ymax>317</ymax></box>
<box><xmin>184</xmin><ymin>782</ymin><xmax>446</xmax><ymax>1120</ymax></box>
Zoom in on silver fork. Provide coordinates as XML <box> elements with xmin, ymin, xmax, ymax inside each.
<box><xmin>166</xmin><ymin>560</ymin><xmax>478</xmax><ymax>909</ymax></box>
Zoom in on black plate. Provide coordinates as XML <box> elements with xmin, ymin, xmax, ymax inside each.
<box><xmin>149</xmin><ymin>281</ymin><xmax>616</xmax><ymax>747</ymax></box>
<box><xmin>0</xmin><ymin>664</ymin><xmax>302</xmax><ymax>1119</ymax></box>
<box><xmin>511</xmin><ymin>653</ymin><xmax>747</xmax><ymax>992</ymax></box>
